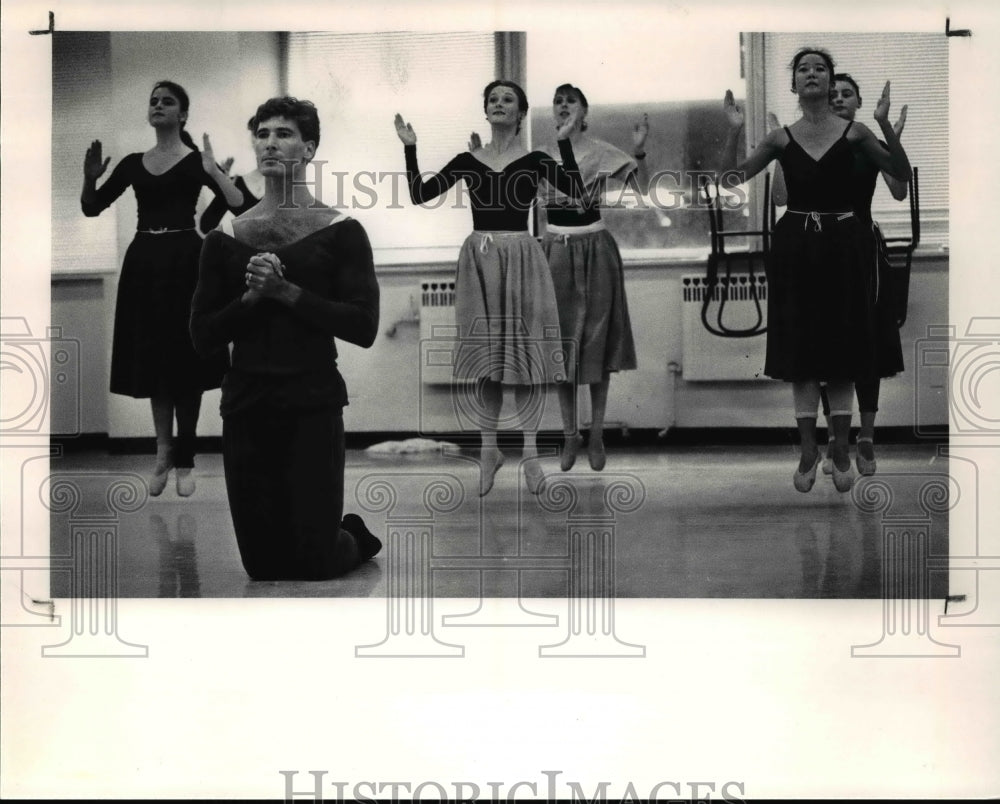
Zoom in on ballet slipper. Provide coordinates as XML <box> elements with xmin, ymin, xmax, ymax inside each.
<box><xmin>793</xmin><ymin>451</ymin><xmax>820</xmax><ymax>493</ymax></box>
<box><xmin>149</xmin><ymin>448</ymin><xmax>173</xmax><ymax>497</ymax></box>
<box><xmin>855</xmin><ymin>436</ymin><xmax>877</xmax><ymax>476</ymax></box>
<box><xmin>523</xmin><ymin>457</ymin><xmax>545</xmax><ymax>495</ymax></box>
<box><xmin>830</xmin><ymin>443</ymin><xmax>854</xmax><ymax>492</ymax></box>
<box><xmin>821</xmin><ymin>437</ymin><xmax>835</xmax><ymax>475</ymax></box>
<box><xmin>342</xmin><ymin>513</ymin><xmax>383</xmax><ymax>561</ymax></box>
<box><xmin>175</xmin><ymin>468</ymin><xmax>196</xmax><ymax>497</ymax></box>
<box><xmin>832</xmin><ymin>459</ymin><xmax>855</xmax><ymax>493</ymax></box>
<box><xmin>479</xmin><ymin>448</ymin><xmax>504</xmax><ymax>496</ymax></box>
<box><xmin>588</xmin><ymin>435</ymin><xmax>606</xmax><ymax>471</ymax></box>
<box><xmin>560</xmin><ymin>432</ymin><xmax>584</xmax><ymax>471</ymax></box>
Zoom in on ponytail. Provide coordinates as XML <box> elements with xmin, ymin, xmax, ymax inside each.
<box><xmin>179</xmin><ymin>126</ymin><xmax>198</xmax><ymax>151</ymax></box>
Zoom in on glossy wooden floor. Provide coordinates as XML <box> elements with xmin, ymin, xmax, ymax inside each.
<box><xmin>48</xmin><ymin>443</ymin><xmax>949</xmax><ymax>599</ymax></box>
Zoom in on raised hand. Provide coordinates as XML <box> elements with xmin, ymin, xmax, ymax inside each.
<box><xmin>201</xmin><ymin>133</ymin><xmax>220</xmax><ymax>174</ymax></box>
<box><xmin>724</xmin><ymin>90</ymin><xmax>744</xmax><ymax>129</ymax></box>
<box><xmin>84</xmin><ymin>139</ymin><xmax>110</xmax><ymax>180</ymax></box>
<box><xmin>873</xmin><ymin>81</ymin><xmax>892</xmax><ymax>125</ymax></box>
<box><xmin>632</xmin><ymin>113</ymin><xmax>649</xmax><ymax>151</ymax></box>
<box><xmin>220</xmin><ymin>156</ymin><xmax>235</xmax><ymax>175</ymax></box>
<box><xmin>468</xmin><ymin>131</ymin><xmax>482</xmax><ymax>152</ymax></box>
<box><xmin>893</xmin><ymin>104</ymin><xmax>908</xmax><ymax>138</ymax></box>
<box><xmin>394</xmin><ymin>113</ymin><xmax>417</xmax><ymax>145</ymax></box>
<box><xmin>766</xmin><ymin>112</ymin><xmax>782</xmax><ymax>133</ymax></box>
<box><xmin>555</xmin><ymin>106</ymin><xmax>581</xmax><ymax>140</ymax></box>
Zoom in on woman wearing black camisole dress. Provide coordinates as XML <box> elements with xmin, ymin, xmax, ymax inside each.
<box><xmin>770</xmin><ymin>73</ymin><xmax>910</xmax><ymax>478</ymax></box>
<box><xmin>720</xmin><ymin>48</ymin><xmax>910</xmax><ymax>494</ymax></box>
<box><xmin>81</xmin><ymin>81</ymin><xmax>243</xmax><ymax>497</ymax></box>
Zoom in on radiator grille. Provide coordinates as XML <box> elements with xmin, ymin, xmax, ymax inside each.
<box><xmin>681</xmin><ymin>274</ymin><xmax>772</xmax><ymax>381</ymax></box>
<box><xmin>419</xmin><ymin>280</ymin><xmax>460</xmax><ymax>385</ymax></box>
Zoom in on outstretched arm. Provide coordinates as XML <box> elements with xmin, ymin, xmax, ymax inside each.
<box><xmin>201</xmin><ymin>133</ymin><xmax>245</xmax><ymax>208</ymax></box>
<box><xmin>199</xmin><ymin>192</ymin><xmax>232</xmax><ymax>235</ymax></box>
<box><xmin>539</xmin><ymin>106</ymin><xmax>589</xmax><ymax>202</ymax></box>
<box><xmin>617</xmin><ymin>113</ymin><xmax>651</xmax><ymax>195</ymax></box>
<box><xmin>766</xmin><ymin>112</ymin><xmax>788</xmax><ymax>206</ymax></box>
<box><xmin>395</xmin><ymin>113</ymin><xmax>467</xmax><ymax>205</ymax></box>
<box><xmin>199</xmin><ymin>176</ymin><xmax>253</xmax><ymax>235</ymax></box>
<box><xmin>879</xmin><ymin>105</ymin><xmax>909</xmax><ymax>200</ymax></box>
<box><xmin>542</xmin><ymin>138</ymin><xmax>589</xmax><ymax>204</ymax></box>
<box><xmin>851</xmin><ymin>82</ymin><xmax>911</xmax><ymax>182</ymax></box>
<box><xmin>81</xmin><ymin>141</ymin><xmax>130</xmax><ymax>216</ymax></box>
<box><xmin>719</xmin><ymin>90</ymin><xmax>782</xmax><ymax>185</ymax></box>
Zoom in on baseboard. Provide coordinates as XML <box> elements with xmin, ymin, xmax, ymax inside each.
<box><xmin>52</xmin><ymin>426</ymin><xmax>949</xmax><ymax>455</ymax></box>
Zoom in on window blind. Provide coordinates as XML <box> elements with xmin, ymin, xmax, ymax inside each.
<box><xmin>763</xmin><ymin>33</ymin><xmax>947</xmax><ymax>248</ymax></box>
<box><xmin>285</xmin><ymin>32</ymin><xmax>496</xmax><ymax>256</ymax></box>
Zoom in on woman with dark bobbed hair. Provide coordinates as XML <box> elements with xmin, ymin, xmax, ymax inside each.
<box><xmin>394</xmin><ymin>80</ymin><xmax>585</xmax><ymax>496</ymax></box>
<box><xmin>82</xmin><ymin>80</ymin><xmax>243</xmax><ymax>497</ymax></box>
<box><xmin>769</xmin><ymin>71</ymin><xmax>910</xmax><ymax>479</ymax></box>
<box><xmin>191</xmin><ymin>97</ymin><xmax>382</xmax><ymax>581</ymax></box>
<box><xmin>720</xmin><ymin>48</ymin><xmax>910</xmax><ymax>494</ymax></box>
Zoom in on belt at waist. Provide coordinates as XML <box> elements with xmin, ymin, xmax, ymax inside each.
<box><xmin>545</xmin><ymin>220</ymin><xmax>607</xmax><ymax>237</ymax></box>
<box><xmin>136</xmin><ymin>226</ymin><xmax>197</xmax><ymax>235</ymax></box>
<box><xmin>471</xmin><ymin>229</ymin><xmax>532</xmax><ymax>254</ymax></box>
<box><xmin>784</xmin><ymin>210</ymin><xmax>854</xmax><ymax>232</ymax></box>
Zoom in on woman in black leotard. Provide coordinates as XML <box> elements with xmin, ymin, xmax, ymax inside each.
<box><xmin>191</xmin><ymin>96</ymin><xmax>382</xmax><ymax>581</ymax></box>
<box><xmin>822</xmin><ymin>73</ymin><xmax>908</xmax><ymax>477</ymax></box>
<box><xmin>394</xmin><ymin>80</ymin><xmax>585</xmax><ymax>496</ymax></box>
<box><xmin>720</xmin><ymin>48</ymin><xmax>910</xmax><ymax>493</ymax></box>
<box><xmin>82</xmin><ymin>81</ymin><xmax>244</xmax><ymax>497</ymax></box>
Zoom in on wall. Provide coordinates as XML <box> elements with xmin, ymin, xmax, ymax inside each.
<box><xmin>341</xmin><ymin>255</ymin><xmax>948</xmax><ymax>435</ymax></box>
<box><xmin>52</xmin><ymin>253</ymin><xmax>949</xmax><ymax>439</ymax></box>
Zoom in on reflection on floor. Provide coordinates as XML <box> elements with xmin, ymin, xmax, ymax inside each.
<box><xmin>47</xmin><ymin>443</ymin><xmax>949</xmax><ymax>599</ymax></box>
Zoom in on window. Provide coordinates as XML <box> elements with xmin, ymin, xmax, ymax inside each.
<box><xmin>285</xmin><ymin>32</ymin><xmax>497</xmax><ymax>263</ymax></box>
<box><xmin>527</xmin><ymin>28</ymin><xmax>748</xmax><ymax>258</ymax></box>
<box><xmin>52</xmin><ymin>32</ymin><xmax>116</xmax><ymax>275</ymax></box>
<box><xmin>284</xmin><ymin>31</ymin><xmax>947</xmax><ymax>262</ymax></box>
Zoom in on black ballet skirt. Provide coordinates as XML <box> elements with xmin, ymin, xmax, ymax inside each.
<box><xmin>765</xmin><ymin>124</ymin><xmax>880</xmax><ymax>382</ymax></box>
<box><xmin>82</xmin><ymin>151</ymin><xmax>229</xmax><ymax>398</ymax></box>
<box><xmin>849</xmin><ymin>144</ymin><xmax>905</xmax><ymax>379</ymax></box>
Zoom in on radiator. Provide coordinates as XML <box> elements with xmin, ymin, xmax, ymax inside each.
<box><xmin>418</xmin><ymin>279</ymin><xmax>460</xmax><ymax>385</ymax></box>
<box><xmin>681</xmin><ymin>274</ymin><xmax>771</xmax><ymax>381</ymax></box>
